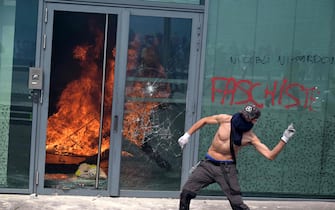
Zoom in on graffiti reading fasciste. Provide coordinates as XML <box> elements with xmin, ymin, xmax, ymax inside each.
<box><xmin>211</xmin><ymin>77</ymin><xmax>320</xmax><ymax>111</ymax></box>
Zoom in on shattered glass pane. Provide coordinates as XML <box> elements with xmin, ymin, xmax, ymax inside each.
<box><xmin>120</xmin><ymin>15</ymin><xmax>192</xmax><ymax>191</ymax></box>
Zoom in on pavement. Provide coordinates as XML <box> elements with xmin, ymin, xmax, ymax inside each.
<box><xmin>0</xmin><ymin>194</ymin><xmax>335</xmax><ymax>210</ymax></box>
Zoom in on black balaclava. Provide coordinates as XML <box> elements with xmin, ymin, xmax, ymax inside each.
<box><xmin>230</xmin><ymin>103</ymin><xmax>261</xmax><ymax>146</ymax></box>
<box><xmin>230</xmin><ymin>113</ymin><xmax>254</xmax><ymax>146</ymax></box>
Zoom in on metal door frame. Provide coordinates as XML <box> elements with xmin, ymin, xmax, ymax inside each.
<box><xmin>118</xmin><ymin>8</ymin><xmax>204</xmax><ymax>198</ymax></box>
<box><xmin>34</xmin><ymin>0</ymin><xmax>204</xmax><ymax>197</ymax></box>
<box><xmin>36</xmin><ymin>2</ymin><xmax>125</xmax><ymax>196</ymax></box>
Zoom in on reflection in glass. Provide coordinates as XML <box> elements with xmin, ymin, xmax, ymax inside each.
<box><xmin>45</xmin><ymin>11</ymin><xmax>117</xmax><ymax>190</ymax></box>
<box><xmin>121</xmin><ymin>15</ymin><xmax>192</xmax><ymax>190</ymax></box>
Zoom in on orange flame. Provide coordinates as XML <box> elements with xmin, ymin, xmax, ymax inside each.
<box><xmin>46</xmin><ymin>26</ymin><xmax>170</xmax><ymax>162</ymax></box>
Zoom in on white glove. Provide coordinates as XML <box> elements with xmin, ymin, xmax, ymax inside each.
<box><xmin>178</xmin><ymin>132</ymin><xmax>190</xmax><ymax>149</ymax></box>
<box><xmin>281</xmin><ymin>123</ymin><xmax>296</xmax><ymax>143</ymax></box>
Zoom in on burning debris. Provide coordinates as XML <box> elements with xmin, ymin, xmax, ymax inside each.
<box><xmin>46</xmin><ymin>21</ymin><xmax>171</xmax><ymax>171</ymax></box>
<box><xmin>75</xmin><ymin>163</ymin><xmax>107</xmax><ymax>179</ymax></box>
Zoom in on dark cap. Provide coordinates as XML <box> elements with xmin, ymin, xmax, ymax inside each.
<box><xmin>240</xmin><ymin>103</ymin><xmax>261</xmax><ymax>121</ymax></box>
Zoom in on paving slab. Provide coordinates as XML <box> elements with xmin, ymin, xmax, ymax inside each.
<box><xmin>0</xmin><ymin>194</ymin><xmax>334</xmax><ymax>210</ymax></box>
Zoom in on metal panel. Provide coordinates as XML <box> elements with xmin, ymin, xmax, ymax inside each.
<box><xmin>45</xmin><ymin>0</ymin><xmax>205</xmax><ymax>12</ymax></box>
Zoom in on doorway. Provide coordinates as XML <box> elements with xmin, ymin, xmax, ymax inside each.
<box><xmin>44</xmin><ymin>10</ymin><xmax>117</xmax><ymax>191</ymax></box>
<box><xmin>37</xmin><ymin>1</ymin><xmax>202</xmax><ymax>196</ymax></box>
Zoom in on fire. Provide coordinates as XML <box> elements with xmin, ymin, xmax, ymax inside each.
<box><xmin>46</xmin><ymin>25</ymin><xmax>170</xmax><ymax>162</ymax></box>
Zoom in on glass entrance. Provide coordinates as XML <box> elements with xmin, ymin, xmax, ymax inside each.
<box><xmin>38</xmin><ymin>2</ymin><xmax>201</xmax><ymax>196</ymax></box>
<box><xmin>44</xmin><ymin>11</ymin><xmax>117</xmax><ymax>190</ymax></box>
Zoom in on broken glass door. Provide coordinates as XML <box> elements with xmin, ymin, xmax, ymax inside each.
<box><xmin>120</xmin><ymin>14</ymin><xmax>193</xmax><ymax>191</ymax></box>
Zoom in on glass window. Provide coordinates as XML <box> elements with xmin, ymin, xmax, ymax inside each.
<box><xmin>200</xmin><ymin>0</ymin><xmax>335</xmax><ymax>198</ymax></box>
<box><xmin>0</xmin><ymin>0</ymin><xmax>38</xmax><ymax>189</ymax></box>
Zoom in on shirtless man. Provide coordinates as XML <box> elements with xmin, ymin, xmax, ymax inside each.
<box><xmin>177</xmin><ymin>104</ymin><xmax>296</xmax><ymax>210</ymax></box>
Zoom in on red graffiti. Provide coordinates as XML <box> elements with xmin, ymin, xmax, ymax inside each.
<box><xmin>211</xmin><ymin>77</ymin><xmax>319</xmax><ymax>111</ymax></box>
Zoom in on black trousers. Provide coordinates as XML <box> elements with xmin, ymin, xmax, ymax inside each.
<box><xmin>179</xmin><ymin>160</ymin><xmax>249</xmax><ymax>210</ymax></box>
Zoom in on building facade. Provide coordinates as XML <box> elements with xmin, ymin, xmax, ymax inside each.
<box><xmin>0</xmin><ymin>0</ymin><xmax>334</xmax><ymax>199</ymax></box>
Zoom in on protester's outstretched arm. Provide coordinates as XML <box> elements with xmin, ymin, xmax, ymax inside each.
<box><xmin>251</xmin><ymin>123</ymin><xmax>296</xmax><ymax>160</ymax></box>
<box><xmin>177</xmin><ymin>114</ymin><xmax>226</xmax><ymax>149</ymax></box>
